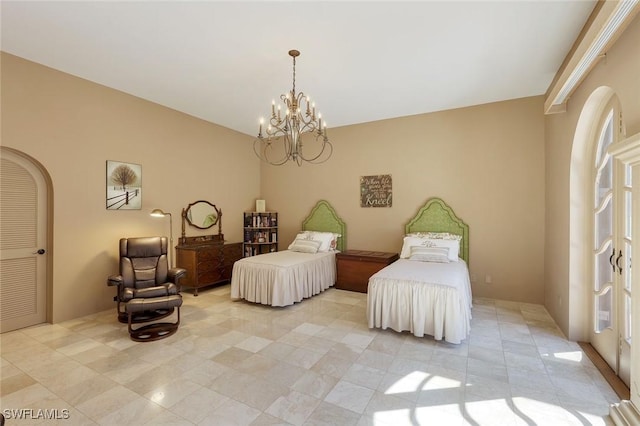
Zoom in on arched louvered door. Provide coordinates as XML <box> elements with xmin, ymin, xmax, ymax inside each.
<box><xmin>0</xmin><ymin>148</ymin><xmax>48</xmax><ymax>332</ymax></box>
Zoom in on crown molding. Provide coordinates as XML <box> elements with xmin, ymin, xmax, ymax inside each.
<box><xmin>544</xmin><ymin>1</ymin><xmax>640</xmax><ymax>114</ymax></box>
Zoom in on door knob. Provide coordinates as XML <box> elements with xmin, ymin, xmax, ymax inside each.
<box><xmin>33</xmin><ymin>249</ymin><xmax>45</xmax><ymax>255</ymax></box>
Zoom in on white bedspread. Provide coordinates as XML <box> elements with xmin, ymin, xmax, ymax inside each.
<box><xmin>231</xmin><ymin>250</ymin><xmax>336</xmax><ymax>306</ymax></box>
<box><xmin>367</xmin><ymin>258</ymin><xmax>472</xmax><ymax>344</ymax></box>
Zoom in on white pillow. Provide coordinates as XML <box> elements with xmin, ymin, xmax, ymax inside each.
<box><xmin>309</xmin><ymin>231</ymin><xmax>341</xmax><ymax>252</ymax></box>
<box><xmin>424</xmin><ymin>238</ymin><xmax>460</xmax><ymax>261</ymax></box>
<box><xmin>288</xmin><ymin>231</ymin><xmax>311</xmax><ymax>250</ymax></box>
<box><xmin>327</xmin><ymin>233</ymin><xmax>341</xmax><ymax>251</ymax></box>
<box><xmin>400</xmin><ymin>236</ymin><xmax>430</xmax><ymax>259</ymax></box>
<box><xmin>288</xmin><ymin>238</ymin><xmax>321</xmax><ymax>253</ymax></box>
<box><xmin>409</xmin><ymin>245</ymin><xmax>450</xmax><ymax>263</ymax></box>
<box><xmin>400</xmin><ymin>236</ymin><xmax>461</xmax><ymax>261</ymax></box>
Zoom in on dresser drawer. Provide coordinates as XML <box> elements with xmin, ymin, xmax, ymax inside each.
<box><xmin>197</xmin><ymin>248</ymin><xmax>223</xmax><ymax>263</ymax></box>
<box><xmin>198</xmin><ymin>269</ymin><xmax>223</xmax><ymax>285</ymax></box>
<box><xmin>197</xmin><ymin>255</ymin><xmax>222</xmax><ymax>270</ymax></box>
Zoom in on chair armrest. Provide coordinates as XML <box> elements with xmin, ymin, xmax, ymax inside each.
<box><xmin>107</xmin><ymin>275</ymin><xmax>123</xmax><ymax>287</ymax></box>
<box><xmin>122</xmin><ymin>287</ymin><xmax>134</xmax><ymax>302</ymax></box>
<box><xmin>168</xmin><ymin>268</ymin><xmax>187</xmax><ymax>282</ymax></box>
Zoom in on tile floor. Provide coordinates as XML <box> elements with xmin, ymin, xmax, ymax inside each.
<box><xmin>0</xmin><ymin>286</ymin><xmax>619</xmax><ymax>425</ymax></box>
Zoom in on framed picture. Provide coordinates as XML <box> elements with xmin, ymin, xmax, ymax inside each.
<box><xmin>106</xmin><ymin>160</ymin><xmax>142</xmax><ymax>210</ymax></box>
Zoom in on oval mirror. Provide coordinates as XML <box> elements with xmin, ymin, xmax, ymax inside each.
<box><xmin>185</xmin><ymin>200</ymin><xmax>219</xmax><ymax>229</ymax></box>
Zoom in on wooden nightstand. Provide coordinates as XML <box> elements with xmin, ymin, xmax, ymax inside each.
<box><xmin>336</xmin><ymin>250</ymin><xmax>399</xmax><ymax>293</ymax></box>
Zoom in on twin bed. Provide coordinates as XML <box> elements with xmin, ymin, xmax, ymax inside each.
<box><xmin>231</xmin><ymin>197</ymin><xmax>471</xmax><ymax>344</ymax></box>
<box><xmin>367</xmin><ymin>198</ymin><xmax>472</xmax><ymax>344</ymax></box>
<box><xmin>231</xmin><ymin>200</ymin><xmax>346</xmax><ymax>307</ymax></box>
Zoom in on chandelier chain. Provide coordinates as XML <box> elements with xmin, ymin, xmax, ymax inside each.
<box><xmin>292</xmin><ymin>55</ymin><xmax>296</xmax><ymax>96</ymax></box>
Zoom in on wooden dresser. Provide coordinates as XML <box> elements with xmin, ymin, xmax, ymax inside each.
<box><xmin>175</xmin><ymin>235</ymin><xmax>243</xmax><ymax>296</ymax></box>
<box><xmin>336</xmin><ymin>250</ymin><xmax>399</xmax><ymax>293</ymax></box>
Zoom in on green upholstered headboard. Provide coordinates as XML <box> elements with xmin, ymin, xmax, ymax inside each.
<box><xmin>405</xmin><ymin>197</ymin><xmax>469</xmax><ymax>264</ymax></box>
<box><xmin>302</xmin><ymin>200</ymin><xmax>347</xmax><ymax>252</ymax></box>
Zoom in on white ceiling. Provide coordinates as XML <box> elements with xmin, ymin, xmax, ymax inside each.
<box><xmin>1</xmin><ymin>1</ymin><xmax>596</xmax><ymax>137</ymax></box>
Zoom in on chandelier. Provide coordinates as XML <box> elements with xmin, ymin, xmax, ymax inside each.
<box><xmin>254</xmin><ymin>50</ymin><xmax>332</xmax><ymax>166</ymax></box>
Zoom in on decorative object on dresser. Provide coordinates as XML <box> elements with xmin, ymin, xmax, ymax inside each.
<box><xmin>175</xmin><ymin>200</ymin><xmax>243</xmax><ymax>296</ymax></box>
<box><xmin>243</xmin><ymin>211</ymin><xmax>278</xmax><ymax>257</ymax></box>
<box><xmin>336</xmin><ymin>250</ymin><xmax>399</xmax><ymax>293</ymax></box>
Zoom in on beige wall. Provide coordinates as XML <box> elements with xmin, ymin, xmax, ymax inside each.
<box><xmin>262</xmin><ymin>96</ymin><xmax>546</xmax><ymax>304</ymax></box>
<box><xmin>1</xmin><ymin>53</ymin><xmax>260</xmax><ymax>322</ymax></box>
<box><xmin>1</xmin><ymin>53</ymin><xmax>548</xmax><ymax>323</ymax></box>
<box><xmin>545</xmin><ymin>13</ymin><xmax>640</xmax><ymax>338</ymax></box>
<box><xmin>3</xmin><ymin>12</ymin><xmax>637</xmax><ymax>336</ymax></box>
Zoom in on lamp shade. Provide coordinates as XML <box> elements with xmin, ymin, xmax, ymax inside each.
<box><xmin>150</xmin><ymin>209</ymin><xmax>168</xmax><ymax>217</ymax></box>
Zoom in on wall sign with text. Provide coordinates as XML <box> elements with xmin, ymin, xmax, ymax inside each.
<box><xmin>360</xmin><ymin>174</ymin><xmax>392</xmax><ymax>207</ymax></box>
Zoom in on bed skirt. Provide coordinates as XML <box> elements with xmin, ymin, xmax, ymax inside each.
<box><xmin>366</xmin><ymin>259</ymin><xmax>472</xmax><ymax>344</ymax></box>
<box><xmin>231</xmin><ymin>251</ymin><xmax>336</xmax><ymax>307</ymax></box>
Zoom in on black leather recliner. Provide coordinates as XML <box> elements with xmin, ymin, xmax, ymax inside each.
<box><xmin>108</xmin><ymin>236</ymin><xmax>185</xmax><ymax>341</ymax></box>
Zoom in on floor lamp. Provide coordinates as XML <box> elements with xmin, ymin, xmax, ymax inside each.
<box><xmin>150</xmin><ymin>208</ymin><xmax>173</xmax><ymax>267</ymax></box>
